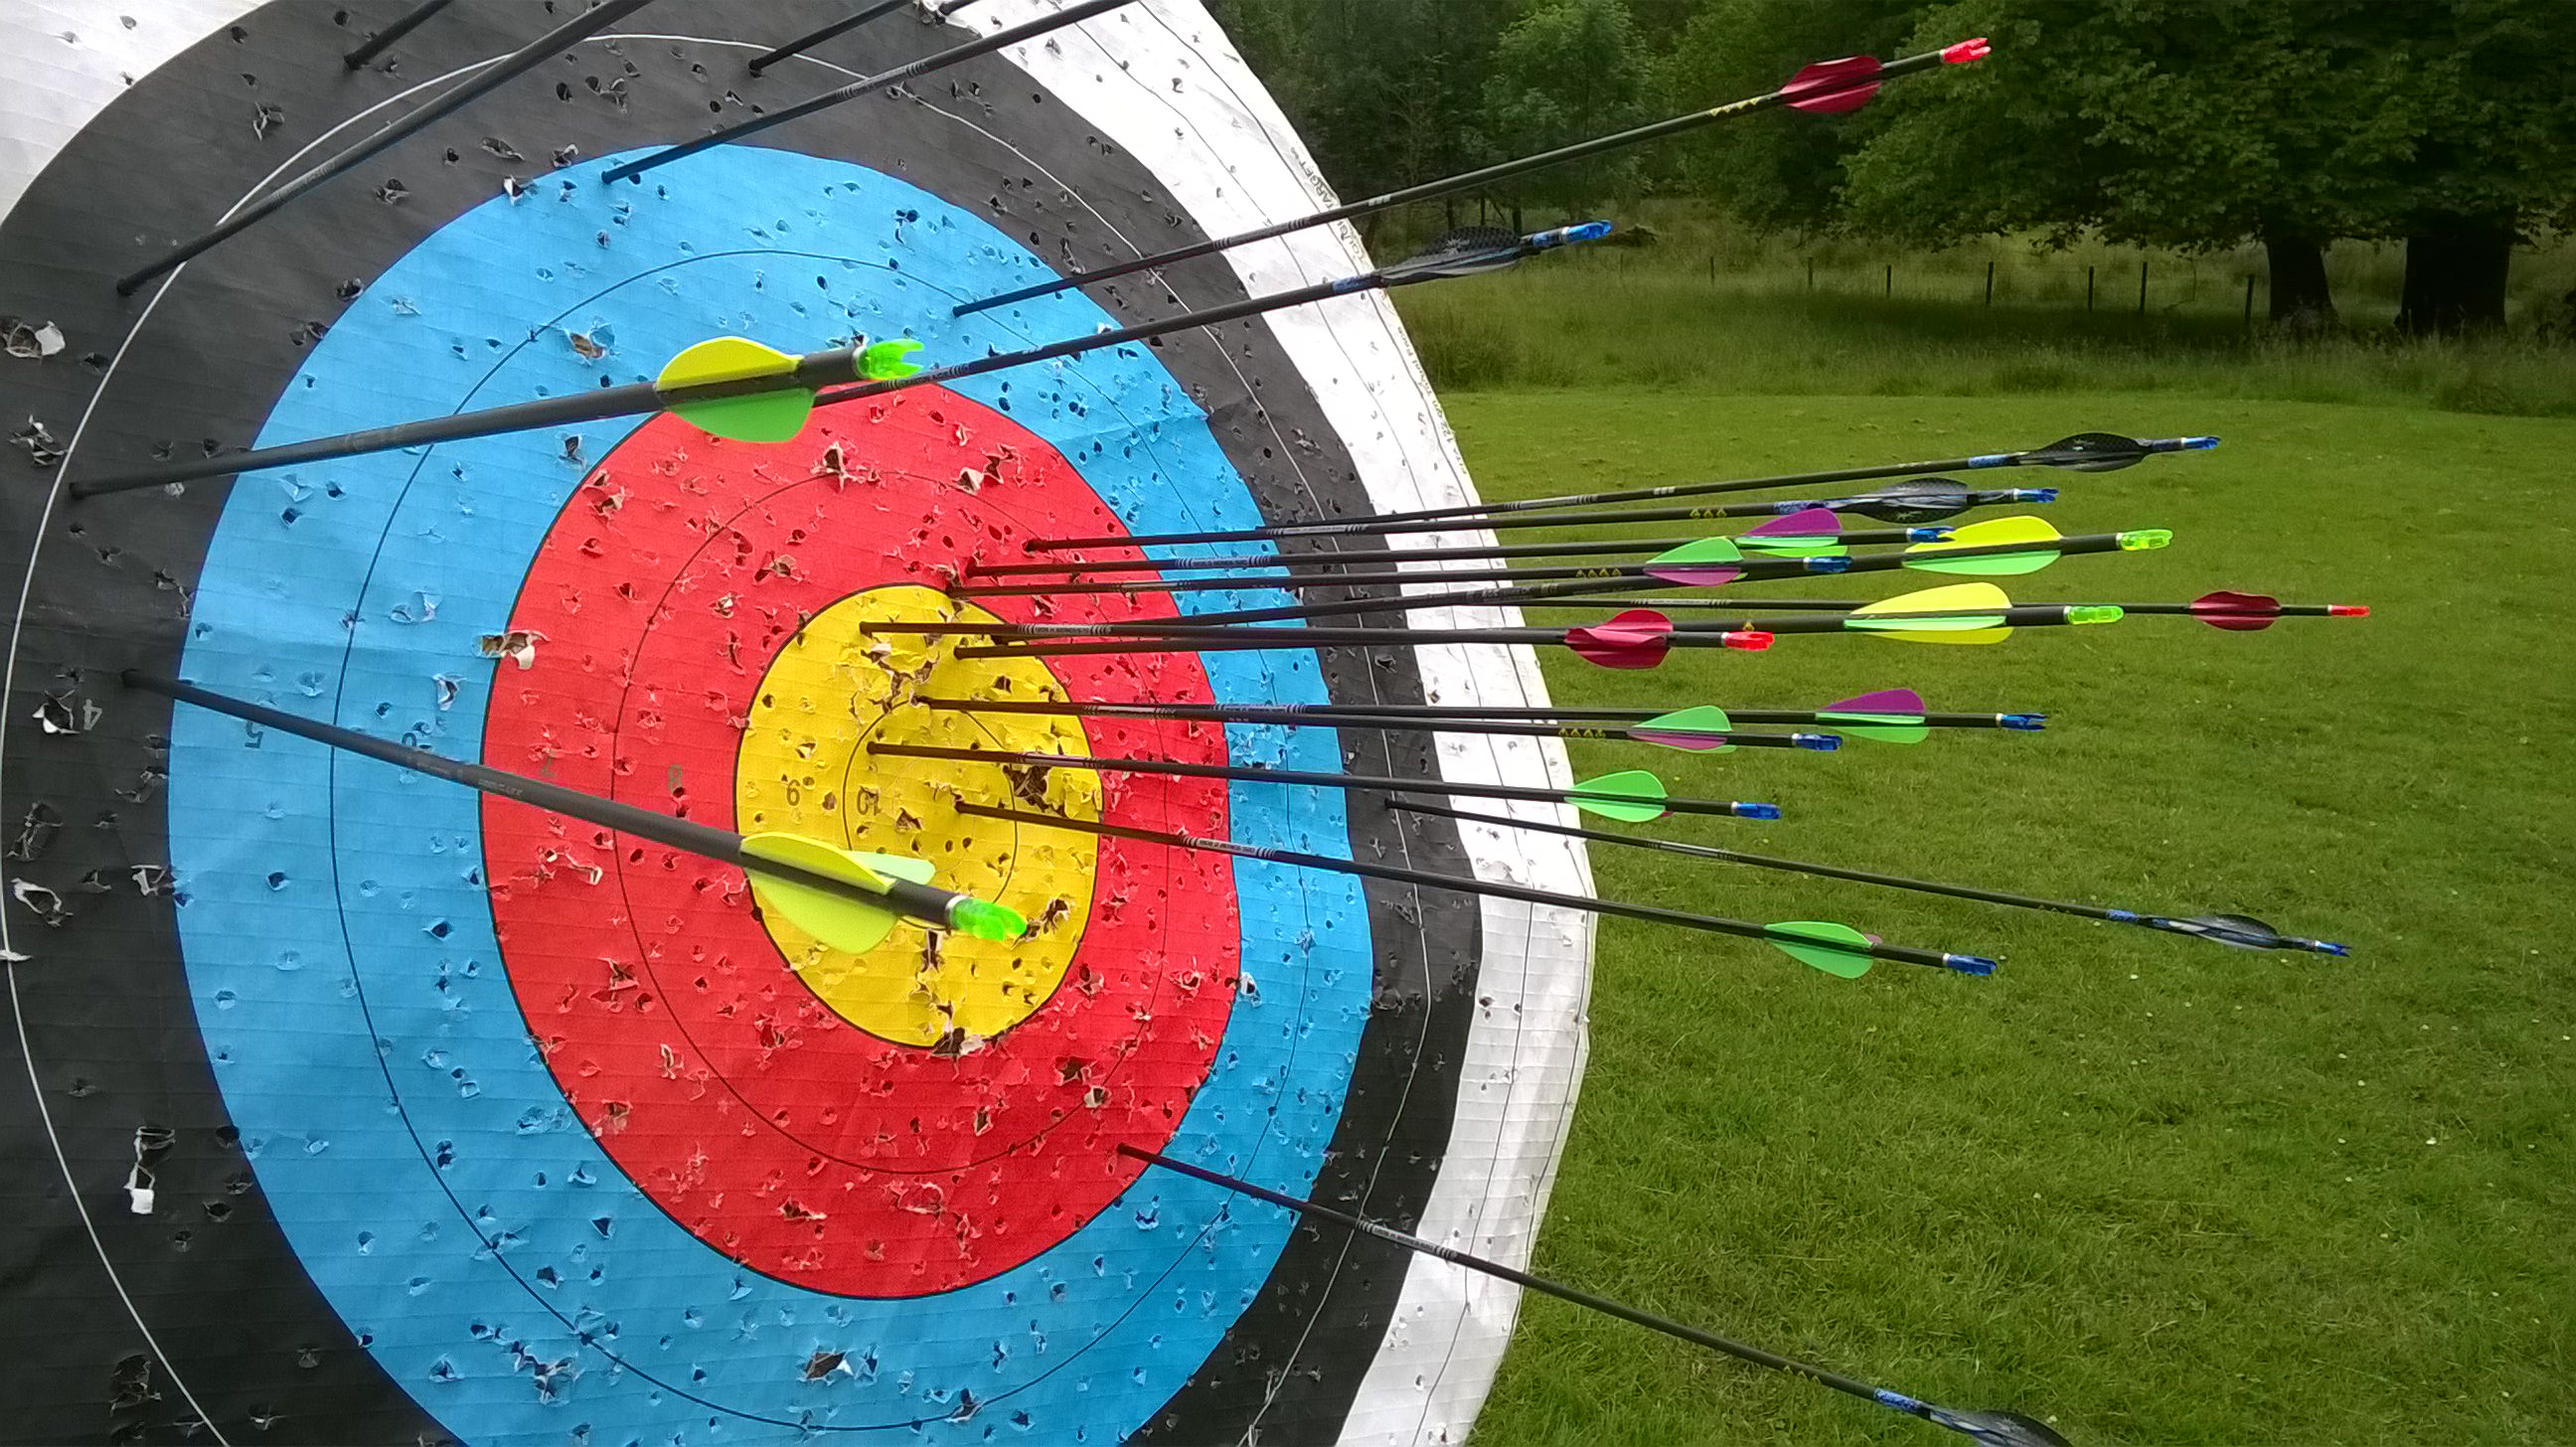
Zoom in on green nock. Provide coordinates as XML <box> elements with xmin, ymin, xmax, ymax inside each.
<box><xmin>2068</xmin><ymin>605</ymin><xmax>2125</xmax><ymax>624</ymax></box>
<box><xmin>858</xmin><ymin>338</ymin><xmax>925</xmax><ymax>381</ymax></box>
<box><xmin>1567</xmin><ymin>769</ymin><xmax>1669</xmax><ymax>823</ymax></box>
<box><xmin>1766</xmin><ymin>920</ymin><xmax>1874</xmax><ymax>979</ymax></box>
<box><xmin>950</xmin><ymin>896</ymin><xmax>1028</xmax><ymax>941</ymax></box>
<box><xmin>2116</xmin><ymin>529</ymin><xmax>2173</xmax><ymax>551</ymax></box>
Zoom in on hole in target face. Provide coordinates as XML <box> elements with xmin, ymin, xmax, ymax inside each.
<box><xmin>479</xmin><ymin>398</ymin><xmax>1244</xmax><ymax>1297</ymax></box>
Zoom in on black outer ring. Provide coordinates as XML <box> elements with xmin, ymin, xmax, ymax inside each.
<box><xmin>0</xmin><ymin>4</ymin><xmax>1485</xmax><ymax>1445</ymax></box>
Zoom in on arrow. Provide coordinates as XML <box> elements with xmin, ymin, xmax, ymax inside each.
<box><xmin>113</xmin><ymin>0</ymin><xmax>658</xmax><ymax>293</ymax></box>
<box><xmin>1393</xmin><ymin>798</ymin><xmax>2349</xmax><ymax>957</ymax></box>
<box><xmin>917</xmin><ymin>690</ymin><xmax>2044</xmax><ymax>740</ymax></box>
<box><xmin>959</xmin><ymin>803</ymin><xmax>1993</xmax><ymax>977</ymax></box>
<box><xmin>865</xmin><ymin>743</ymin><xmax>1777</xmax><ymax>822</ymax></box>
<box><xmin>603</xmin><ymin>0</ymin><xmax>1135</xmax><ymax>182</ymax></box>
<box><xmin>744</xmin><ymin>0</ymin><xmax>937</xmax><ymax>76</ymax></box>
<box><xmin>70</xmin><ymin>222</ymin><xmax>1607</xmax><ymax>499</ymax></box>
<box><xmin>1119</xmin><ymin>1147</ymin><xmax>2062</xmax><ymax>1443</ymax></box>
<box><xmin>954</xmin><ymin>512</ymin><xmax>1948</xmax><ymax>588</ymax></box>
<box><xmin>121</xmin><ymin>672</ymin><xmax>1025</xmax><ymax>950</ymax></box>
<box><xmin>953</xmin><ymin>590</ymin><xmax>2119</xmax><ymax>664</ymax></box>
<box><xmin>919</xmin><ymin>698</ymin><xmax>1834</xmax><ymax>753</ymax></box>
<box><xmin>1022</xmin><ymin>428</ymin><xmax>2204</xmax><ymax>550</ymax></box>
<box><xmin>1526</xmin><ymin>591</ymin><xmax>2370</xmax><ymax>633</ymax></box>
<box><xmin>897</xmin><ymin>524</ymin><xmax>2164</xmax><ymax>633</ymax></box>
<box><xmin>952</xmin><ymin>38</ymin><xmax>1991</xmax><ymax>316</ymax></box>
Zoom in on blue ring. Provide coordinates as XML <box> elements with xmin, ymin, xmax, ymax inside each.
<box><xmin>166</xmin><ymin>149</ymin><xmax>1370</xmax><ymax>1444</ymax></box>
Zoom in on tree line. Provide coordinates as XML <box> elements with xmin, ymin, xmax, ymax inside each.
<box><xmin>1207</xmin><ymin>0</ymin><xmax>2576</xmax><ymax>333</ymax></box>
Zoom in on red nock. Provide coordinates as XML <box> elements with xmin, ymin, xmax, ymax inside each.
<box><xmin>1941</xmin><ymin>37</ymin><xmax>1993</xmax><ymax>65</ymax></box>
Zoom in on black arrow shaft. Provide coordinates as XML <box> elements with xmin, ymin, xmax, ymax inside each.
<box><xmin>123</xmin><ymin>672</ymin><xmax>960</xmax><ymax>925</ymax></box>
<box><xmin>117</xmin><ymin>0</ymin><xmax>658</xmax><ymax>292</ymax></box>
<box><xmin>1116</xmin><ymin>1144</ymin><xmax>1900</xmax><ymax>1406</ymax></box>
<box><xmin>954</xmin><ymin>46</ymin><xmax>1955</xmax><ymax>317</ymax></box>
<box><xmin>917</xmin><ymin>697</ymin><xmax>2025</xmax><ymax>728</ymax></box>
<box><xmin>343</xmin><ymin>0</ymin><xmax>456</xmax><ymax>69</ymax></box>
<box><xmin>1391</xmin><ymin>798</ymin><xmax>2127</xmax><ymax>922</ymax></box>
<box><xmin>744</xmin><ymin>0</ymin><xmax>914</xmax><ymax>74</ymax></box>
<box><xmin>69</xmin><ymin>346</ymin><xmax>860</xmax><ymax>499</ymax></box>
<box><xmin>869</xmin><ymin>743</ymin><xmax>1768</xmax><ymax>819</ymax></box>
<box><xmin>959</xmin><ymin>527</ymin><xmax>1931</xmax><ymax>579</ymax></box>
<box><xmin>604</xmin><ymin>0</ymin><xmax>1132</xmax><ymax>182</ymax></box>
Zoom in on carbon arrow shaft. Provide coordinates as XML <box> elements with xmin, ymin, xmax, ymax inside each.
<box><xmin>959</xmin><ymin>526</ymin><xmax>1940</xmax><ymax>580</ymax></box>
<box><xmin>124</xmin><ymin>671</ymin><xmax>966</xmax><ymax>928</ymax></box>
<box><xmin>954</xmin><ymin>41</ymin><xmax>1982</xmax><ymax>316</ymax></box>
<box><xmin>917</xmin><ymin>696</ymin><xmax>2033</xmax><ymax>729</ymax></box>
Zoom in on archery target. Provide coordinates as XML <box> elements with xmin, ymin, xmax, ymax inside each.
<box><xmin>0</xmin><ymin>4</ymin><xmax>1591</xmax><ymax>1445</ymax></box>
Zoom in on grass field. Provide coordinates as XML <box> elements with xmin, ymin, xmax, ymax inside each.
<box><xmin>1436</xmin><ymin>389</ymin><xmax>2576</xmax><ymax>1444</ymax></box>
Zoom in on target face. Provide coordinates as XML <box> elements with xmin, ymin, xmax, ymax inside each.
<box><xmin>0</xmin><ymin>4</ymin><xmax>1591</xmax><ymax>1444</ymax></box>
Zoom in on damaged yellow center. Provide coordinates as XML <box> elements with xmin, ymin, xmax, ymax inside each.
<box><xmin>734</xmin><ymin>585</ymin><xmax>1099</xmax><ymax>1045</ymax></box>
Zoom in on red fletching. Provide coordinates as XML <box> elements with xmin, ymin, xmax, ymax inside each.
<box><xmin>2188</xmin><ymin>589</ymin><xmax>2282</xmax><ymax>632</ymax></box>
<box><xmin>1781</xmin><ymin>56</ymin><xmax>1883</xmax><ymax>114</ymax></box>
<box><xmin>1565</xmin><ymin>609</ymin><xmax>1674</xmax><ymax>670</ymax></box>
<box><xmin>1941</xmin><ymin>37</ymin><xmax>1993</xmax><ymax>65</ymax></box>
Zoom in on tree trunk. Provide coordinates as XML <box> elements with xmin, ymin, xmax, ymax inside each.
<box><xmin>2261</xmin><ymin>229</ymin><xmax>2336</xmax><ymax>330</ymax></box>
<box><xmin>2396</xmin><ymin>216</ymin><xmax>2515</xmax><ymax>335</ymax></box>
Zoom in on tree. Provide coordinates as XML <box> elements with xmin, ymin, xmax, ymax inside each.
<box><xmin>1480</xmin><ymin>0</ymin><xmax>1656</xmax><ymax>224</ymax></box>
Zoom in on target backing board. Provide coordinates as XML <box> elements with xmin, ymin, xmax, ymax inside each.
<box><xmin>0</xmin><ymin>3</ymin><xmax>1594</xmax><ymax>1444</ymax></box>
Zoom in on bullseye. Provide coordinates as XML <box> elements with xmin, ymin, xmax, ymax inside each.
<box><xmin>735</xmin><ymin>584</ymin><xmax>1102</xmax><ymax>1045</ymax></box>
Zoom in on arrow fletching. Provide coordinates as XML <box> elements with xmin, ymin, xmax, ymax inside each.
<box><xmin>2146</xmin><ymin>912</ymin><xmax>2349</xmax><ymax>956</ymax></box>
<box><xmin>2189</xmin><ymin>589</ymin><xmax>2282</xmax><ymax>630</ymax></box>
<box><xmin>1567</xmin><ymin>769</ymin><xmax>1671</xmax><ymax>822</ymax></box>
<box><xmin>1566</xmin><ymin>609</ymin><xmax>1674</xmax><ymax>669</ymax></box>
<box><xmin>2009</xmin><ymin>430</ymin><xmax>2214</xmax><ymax>473</ymax></box>
<box><xmin>1904</xmin><ymin>515</ymin><xmax>2064</xmax><ymax>575</ymax></box>
<box><xmin>1740</xmin><ymin>507</ymin><xmax>1851</xmax><ymax>557</ymax></box>
<box><xmin>1642</xmin><ymin>536</ymin><xmax>1744</xmax><ymax>585</ymax></box>
<box><xmin>658</xmin><ymin>336</ymin><xmax>816</xmax><ymax>442</ymax></box>
<box><xmin>1765</xmin><ymin>919</ymin><xmax>1877</xmax><ymax>978</ymax></box>
<box><xmin>1380</xmin><ymin>221</ymin><xmax>1610</xmax><ymax>284</ymax></box>
<box><xmin>1780</xmin><ymin>55</ymin><xmax>1884</xmax><ymax>114</ymax></box>
<box><xmin>1628</xmin><ymin>705</ymin><xmax>1737</xmax><ymax>752</ymax></box>
<box><xmin>1843</xmin><ymin>478</ymin><xmax>1982</xmax><ymax>523</ymax></box>
<box><xmin>1849</xmin><ymin>582</ymin><xmax>2015</xmax><ymax>644</ymax></box>
<box><xmin>740</xmin><ymin>832</ymin><xmax>929</xmax><ymax>952</ymax></box>
<box><xmin>1817</xmin><ymin>687</ymin><xmax>1931</xmax><ymax>744</ymax></box>
<box><xmin>1924</xmin><ymin>1406</ymin><xmax>2077</xmax><ymax>1446</ymax></box>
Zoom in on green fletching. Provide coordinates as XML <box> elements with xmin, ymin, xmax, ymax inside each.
<box><xmin>1568</xmin><ymin>769</ymin><xmax>1669</xmax><ymax>823</ymax></box>
<box><xmin>1815</xmin><ymin>710</ymin><xmax>1929</xmax><ymax>744</ymax></box>
<box><xmin>1635</xmin><ymin>705</ymin><xmax>1734</xmax><ymax>736</ymax></box>
<box><xmin>1848</xmin><ymin>610</ymin><xmax>2005</xmax><ymax>633</ymax></box>
<box><xmin>1649</xmin><ymin>536</ymin><xmax>1744</xmax><ymax>566</ymax></box>
<box><xmin>858</xmin><ymin>338</ymin><xmax>925</xmax><ymax>381</ymax></box>
<box><xmin>1766</xmin><ymin>920</ymin><xmax>1874</xmax><ymax>979</ymax></box>
<box><xmin>669</xmin><ymin>389</ymin><xmax>816</xmax><ymax>444</ymax></box>
<box><xmin>1739</xmin><ymin>536</ymin><xmax>1848</xmax><ymax>559</ymax></box>
<box><xmin>1905</xmin><ymin>548</ymin><xmax>2054</xmax><ymax>577</ymax></box>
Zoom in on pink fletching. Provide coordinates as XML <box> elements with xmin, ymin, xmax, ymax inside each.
<box><xmin>1826</xmin><ymin>688</ymin><xmax>1926</xmax><ymax>717</ymax></box>
<box><xmin>1781</xmin><ymin>56</ymin><xmax>1882</xmax><ymax>114</ymax></box>
<box><xmin>1565</xmin><ymin>609</ymin><xmax>1673</xmax><ymax>670</ymax></box>
<box><xmin>1745</xmin><ymin>507</ymin><xmax>1843</xmax><ymax>540</ymax></box>
<box><xmin>2190</xmin><ymin>589</ymin><xmax>2281</xmax><ymax>631</ymax></box>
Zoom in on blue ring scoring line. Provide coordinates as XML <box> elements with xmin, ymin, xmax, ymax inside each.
<box><xmin>165</xmin><ymin>149</ymin><xmax>1373</xmax><ymax>1443</ymax></box>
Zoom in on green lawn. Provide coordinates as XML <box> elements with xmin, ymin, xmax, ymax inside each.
<box><xmin>1444</xmin><ymin>391</ymin><xmax>2576</xmax><ymax>1444</ymax></box>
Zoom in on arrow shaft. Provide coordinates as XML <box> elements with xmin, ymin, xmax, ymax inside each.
<box><xmin>123</xmin><ymin>672</ymin><xmax>963</xmax><ymax>928</ymax></box>
<box><xmin>960</xmin><ymin>527</ymin><xmax>1936</xmax><ymax>580</ymax></box>
<box><xmin>114</xmin><ymin>0</ymin><xmax>656</xmax><ymax>293</ymax></box>
<box><xmin>953</xmin><ymin>44</ymin><xmax>1966</xmax><ymax>316</ymax></box>
<box><xmin>70</xmin><ymin>345</ymin><xmax>859</xmax><ymax>499</ymax></box>
<box><xmin>605</xmin><ymin>0</ymin><xmax>1133</xmax><ymax>182</ymax></box>
<box><xmin>1023</xmin><ymin>488</ymin><xmax>2044</xmax><ymax>551</ymax></box>
<box><xmin>869</xmin><ymin>742</ymin><xmax>1770</xmax><ymax>818</ymax></box>
<box><xmin>744</xmin><ymin>0</ymin><xmax>914</xmax><ymax>75</ymax></box>
<box><xmin>960</xmin><ymin>803</ymin><xmax>1951</xmax><ymax>969</ymax></box>
<box><xmin>918</xmin><ymin>697</ymin><xmax>2027</xmax><ymax>728</ymax></box>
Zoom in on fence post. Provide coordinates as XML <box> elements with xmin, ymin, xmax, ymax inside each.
<box><xmin>1985</xmin><ymin>259</ymin><xmax>1995</xmax><ymax>306</ymax></box>
<box><xmin>1708</xmin><ymin>254</ymin><xmax>1716</xmax><ymax>285</ymax></box>
<box><xmin>2086</xmin><ymin>264</ymin><xmax>2095</xmax><ymax>311</ymax></box>
<box><xmin>2244</xmin><ymin>274</ymin><xmax>2256</xmax><ymax>325</ymax></box>
<box><xmin>1884</xmin><ymin>262</ymin><xmax>1892</xmax><ymax>298</ymax></box>
<box><xmin>2137</xmin><ymin>258</ymin><xmax>2149</xmax><ymax>317</ymax></box>
<box><xmin>1807</xmin><ymin>257</ymin><xmax>1816</xmax><ymax>293</ymax></box>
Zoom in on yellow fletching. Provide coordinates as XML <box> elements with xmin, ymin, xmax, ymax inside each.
<box><xmin>1852</xmin><ymin>581</ymin><xmax>2013</xmax><ymax>646</ymax></box>
<box><xmin>657</xmin><ymin>335</ymin><xmax>799</xmax><ymax>390</ymax></box>
<box><xmin>740</xmin><ymin>832</ymin><xmax>906</xmax><ymax>954</ymax></box>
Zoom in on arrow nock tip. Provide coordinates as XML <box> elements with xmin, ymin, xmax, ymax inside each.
<box><xmin>1792</xmin><ymin>732</ymin><xmax>1841</xmax><ymax>751</ymax></box>
<box><xmin>2067</xmin><ymin>605</ymin><xmax>2123</xmax><ymax>625</ymax></box>
<box><xmin>1724</xmin><ymin>629</ymin><xmax>1773</xmax><ymax>651</ymax></box>
<box><xmin>2329</xmin><ymin>604</ymin><xmax>2369</xmax><ymax>618</ymax></box>
<box><xmin>1734</xmin><ymin>801</ymin><xmax>1783</xmax><ymax>821</ymax></box>
<box><xmin>1806</xmin><ymin>555</ymin><xmax>1855</xmax><ymax>573</ymax></box>
<box><xmin>1942</xmin><ymin>953</ymin><xmax>2000</xmax><ymax>976</ymax></box>
<box><xmin>1941</xmin><ymin>37</ymin><xmax>1992</xmax><ymax>65</ymax></box>
<box><xmin>2181</xmin><ymin>434</ymin><xmax>2220</xmax><ymax>450</ymax></box>
<box><xmin>2116</xmin><ymin>528</ymin><xmax>2174</xmax><ymax>552</ymax></box>
<box><xmin>2314</xmin><ymin>939</ymin><xmax>2353</xmax><ymax>958</ymax></box>
<box><xmin>950</xmin><ymin>896</ymin><xmax>1027</xmax><ymax>941</ymax></box>
<box><xmin>2001</xmin><ymin>713</ymin><xmax>2047</xmax><ymax>730</ymax></box>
